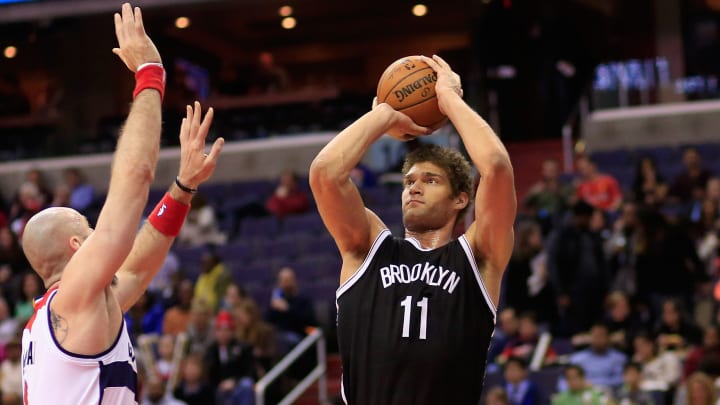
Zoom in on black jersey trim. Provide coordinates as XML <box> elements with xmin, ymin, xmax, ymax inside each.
<box><xmin>46</xmin><ymin>290</ymin><xmax>127</xmax><ymax>360</ymax></box>
<box><xmin>458</xmin><ymin>235</ymin><xmax>497</xmax><ymax>323</ymax></box>
<box><xmin>336</xmin><ymin>229</ymin><xmax>392</xmax><ymax>299</ymax></box>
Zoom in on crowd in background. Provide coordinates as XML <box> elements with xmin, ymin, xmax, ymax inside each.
<box><xmin>487</xmin><ymin>145</ymin><xmax>720</xmax><ymax>404</ymax></box>
<box><xmin>0</xmin><ymin>137</ymin><xmax>718</xmax><ymax>404</ymax></box>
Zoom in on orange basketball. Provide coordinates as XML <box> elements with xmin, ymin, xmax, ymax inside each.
<box><xmin>377</xmin><ymin>55</ymin><xmax>446</xmax><ymax>129</ymax></box>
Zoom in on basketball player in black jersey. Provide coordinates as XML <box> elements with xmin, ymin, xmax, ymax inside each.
<box><xmin>309</xmin><ymin>55</ymin><xmax>516</xmax><ymax>404</ymax></box>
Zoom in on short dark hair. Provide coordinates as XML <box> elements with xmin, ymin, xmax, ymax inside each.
<box><xmin>505</xmin><ymin>356</ymin><xmax>528</xmax><ymax>370</ymax></box>
<box><xmin>624</xmin><ymin>362</ymin><xmax>643</xmax><ymax>373</ymax></box>
<box><xmin>402</xmin><ymin>144</ymin><xmax>474</xmax><ymax>222</ymax></box>
<box><xmin>565</xmin><ymin>364</ymin><xmax>585</xmax><ymax>377</ymax></box>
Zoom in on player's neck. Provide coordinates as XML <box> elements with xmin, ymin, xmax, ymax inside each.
<box><xmin>404</xmin><ymin>227</ymin><xmax>453</xmax><ymax>250</ymax></box>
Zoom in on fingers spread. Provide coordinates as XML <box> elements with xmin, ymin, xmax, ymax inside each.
<box><xmin>134</xmin><ymin>7</ymin><xmax>146</xmax><ymax>36</ymax></box>
<box><xmin>206</xmin><ymin>137</ymin><xmax>225</xmax><ymax>162</ymax></box>
<box><xmin>421</xmin><ymin>55</ymin><xmax>441</xmax><ymax>72</ymax></box>
<box><xmin>178</xmin><ymin>118</ymin><xmax>188</xmax><ymax>141</ymax></box>
<box><xmin>121</xmin><ymin>3</ymin><xmax>134</xmax><ymax>37</ymax></box>
<box><xmin>114</xmin><ymin>13</ymin><xmax>125</xmax><ymax>44</ymax></box>
<box><xmin>199</xmin><ymin>107</ymin><xmax>214</xmax><ymax>137</ymax></box>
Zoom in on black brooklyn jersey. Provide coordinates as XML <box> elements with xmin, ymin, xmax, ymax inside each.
<box><xmin>336</xmin><ymin>229</ymin><xmax>497</xmax><ymax>405</ymax></box>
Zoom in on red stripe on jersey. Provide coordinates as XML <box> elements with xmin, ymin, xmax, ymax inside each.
<box><xmin>25</xmin><ymin>286</ymin><xmax>58</xmax><ymax>332</ymax></box>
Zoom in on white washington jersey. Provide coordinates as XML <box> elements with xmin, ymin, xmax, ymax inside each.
<box><xmin>22</xmin><ymin>287</ymin><xmax>139</xmax><ymax>405</ymax></box>
<box><xmin>336</xmin><ymin>229</ymin><xmax>497</xmax><ymax>405</ymax></box>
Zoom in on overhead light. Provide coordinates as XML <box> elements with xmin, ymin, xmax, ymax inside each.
<box><xmin>175</xmin><ymin>16</ymin><xmax>190</xmax><ymax>29</ymax></box>
<box><xmin>4</xmin><ymin>46</ymin><xmax>17</xmax><ymax>59</ymax></box>
<box><xmin>278</xmin><ymin>5</ymin><xmax>293</xmax><ymax>17</ymax></box>
<box><xmin>412</xmin><ymin>4</ymin><xmax>427</xmax><ymax>17</ymax></box>
<box><xmin>281</xmin><ymin>16</ymin><xmax>296</xmax><ymax>29</ymax></box>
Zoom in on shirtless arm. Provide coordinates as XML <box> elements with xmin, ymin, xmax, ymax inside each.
<box><xmin>115</xmin><ymin>103</ymin><xmax>223</xmax><ymax>312</ymax></box>
<box><xmin>54</xmin><ymin>3</ymin><xmax>164</xmax><ymax>314</ymax></box>
<box><xmin>423</xmin><ymin>56</ymin><xmax>516</xmax><ymax>305</ymax></box>
<box><xmin>309</xmin><ymin>104</ymin><xmax>429</xmax><ymax>284</ymax></box>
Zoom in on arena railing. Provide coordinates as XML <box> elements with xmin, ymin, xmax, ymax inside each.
<box><xmin>255</xmin><ymin>328</ymin><xmax>329</xmax><ymax>405</ymax></box>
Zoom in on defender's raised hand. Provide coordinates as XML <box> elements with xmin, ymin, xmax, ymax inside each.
<box><xmin>177</xmin><ymin>101</ymin><xmax>225</xmax><ymax>190</ymax></box>
<box><xmin>112</xmin><ymin>3</ymin><xmax>161</xmax><ymax>71</ymax></box>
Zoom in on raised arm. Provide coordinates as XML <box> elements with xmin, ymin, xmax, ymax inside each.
<box><xmin>309</xmin><ymin>103</ymin><xmax>428</xmax><ymax>283</ymax></box>
<box><xmin>115</xmin><ymin>102</ymin><xmax>223</xmax><ymax>312</ymax></box>
<box><xmin>56</xmin><ymin>3</ymin><xmax>165</xmax><ymax>310</ymax></box>
<box><xmin>423</xmin><ymin>55</ymin><xmax>516</xmax><ymax>274</ymax></box>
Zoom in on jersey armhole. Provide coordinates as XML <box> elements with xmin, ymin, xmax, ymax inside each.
<box><xmin>336</xmin><ymin>229</ymin><xmax>391</xmax><ymax>300</ymax></box>
<box><xmin>458</xmin><ymin>235</ymin><xmax>497</xmax><ymax>323</ymax></box>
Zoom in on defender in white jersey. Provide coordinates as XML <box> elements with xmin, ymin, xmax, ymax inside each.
<box><xmin>20</xmin><ymin>4</ymin><xmax>224</xmax><ymax>404</ymax></box>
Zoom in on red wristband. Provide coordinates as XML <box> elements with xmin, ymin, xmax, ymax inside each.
<box><xmin>148</xmin><ymin>193</ymin><xmax>190</xmax><ymax>237</ymax></box>
<box><xmin>133</xmin><ymin>63</ymin><xmax>166</xmax><ymax>101</ymax></box>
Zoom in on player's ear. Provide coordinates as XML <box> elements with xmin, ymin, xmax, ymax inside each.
<box><xmin>69</xmin><ymin>235</ymin><xmax>83</xmax><ymax>252</ymax></box>
<box><xmin>455</xmin><ymin>192</ymin><xmax>469</xmax><ymax>210</ymax></box>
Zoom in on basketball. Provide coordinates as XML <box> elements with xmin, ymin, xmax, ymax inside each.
<box><xmin>376</xmin><ymin>55</ymin><xmax>446</xmax><ymax>129</ymax></box>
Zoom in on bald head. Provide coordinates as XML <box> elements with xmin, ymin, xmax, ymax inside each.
<box><xmin>23</xmin><ymin>207</ymin><xmax>90</xmax><ymax>283</ymax></box>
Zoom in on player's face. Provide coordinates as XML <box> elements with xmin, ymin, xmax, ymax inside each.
<box><xmin>402</xmin><ymin>162</ymin><xmax>457</xmax><ymax>231</ymax></box>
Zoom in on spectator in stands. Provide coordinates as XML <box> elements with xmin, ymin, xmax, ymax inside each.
<box><xmin>149</xmin><ymin>250</ymin><xmax>180</xmax><ymax>303</ymax></box>
<box><xmin>248</xmin><ymin>51</ymin><xmax>289</xmax><ymax>95</ymax></box>
<box><xmin>16</xmin><ymin>168</ymin><xmax>53</xmax><ymax>210</ymax></box>
<box><xmin>632</xmin><ymin>156</ymin><xmax>668</xmax><ymax>207</ymax></box>
<box><xmin>502</xmin><ymin>356</ymin><xmax>540</xmax><ymax>405</ymax></box>
<box><xmin>504</xmin><ymin>220</ymin><xmax>556</xmax><ymax>327</ymax></box>
<box><xmin>219</xmin><ymin>283</ymin><xmax>247</xmax><ymax>312</ymax></box>
<box><xmin>14</xmin><ymin>272</ymin><xmax>43</xmax><ymax>321</ymax></box>
<box><xmin>655</xmin><ymin>298</ymin><xmax>703</xmax><ymax>351</ymax></box>
<box><xmin>185</xmin><ymin>300</ymin><xmax>215</xmax><ymax>355</ymax></box>
<box><xmin>154</xmin><ymin>334</ymin><xmax>178</xmax><ymax>383</ymax></box>
<box><xmin>61</xmin><ymin>167</ymin><xmax>96</xmax><ymax>215</ymax></box>
<box><xmin>547</xmin><ymin>200</ymin><xmax>608</xmax><ymax>335</ymax></box>
<box><xmin>632</xmin><ymin>332</ymin><xmax>682</xmax><ymax>392</ymax></box>
<box><xmin>575</xmin><ymin>155</ymin><xmax>623</xmax><ymax>212</ymax></box>
<box><xmin>634</xmin><ymin>209</ymin><xmax>706</xmax><ymax>318</ymax></box>
<box><xmin>0</xmin><ymin>73</ymin><xmax>30</xmax><ymax>116</ymax></box>
<box><xmin>9</xmin><ymin>182</ymin><xmax>46</xmax><ymax>239</ymax></box>
<box><xmin>0</xmin><ymin>226</ymin><xmax>30</xmax><ymax>294</ymax></box>
<box><xmin>193</xmin><ymin>247</ymin><xmax>232</xmax><ymax>312</ymax></box>
<box><xmin>682</xmin><ymin>372</ymin><xmax>716</xmax><ymax>405</ymax></box>
<box><xmin>163</xmin><ymin>279</ymin><xmax>195</xmax><ymax>336</ymax></box>
<box><xmin>1</xmin><ymin>338</ymin><xmax>22</xmax><ymax>405</ymax></box>
<box><xmin>233</xmin><ymin>299</ymin><xmax>277</xmax><ymax>377</ymax></box>
<box><xmin>140</xmin><ymin>378</ymin><xmax>186</xmax><ymax>405</ymax></box>
<box><xmin>485</xmin><ymin>386</ymin><xmax>511</xmax><ymax>405</ymax></box>
<box><xmin>606</xmin><ymin>202</ymin><xmax>640</xmax><ymax>297</ymax></box>
<box><xmin>498</xmin><ymin>311</ymin><xmax>556</xmax><ymax>367</ymax></box>
<box><xmin>177</xmin><ymin>193</ymin><xmax>227</xmax><ymax>247</ymax></box>
<box><xmin>265</xmin><ymin>170</ymin><xmax>310</xmax><ymax>219</ymax></box>
<box><xmin>125</xmin><ymin>291</ymin><xmax>165</xmax><ymax>343</ymax></box>
<box><xmin>173</xmin><ymin>353</ymin><xmax>214</xmax><ymax>405</ymax></box>
<box><xmin>205</xmin><ymin>310</ymin><xmax>255</xmax><ymax>405</ymax></box>
<box><xmin>571</xmin><ymin>290</ymin><xmax>646</xmax><ymax>355</ymax></box>
<box><xmin>552</xmin><ymin>364</ymin><xmax>609</xmax><ymax>405</ymax></box>
<box><xmin>569</xmin><ymin>322</ymin><xmax>627</xmax><ymax>391</ymax></box>
<box><xmin>0</xmin><ymin>296</ymin><xmax>18</xmax><ymax>347</ymax></box>
<box><xmin>603</xmin><ymin>291</ymin><xmax>647</xmax><ymax>354</ymax></box>
<box><xmin>689</xmin><ymin>178</ymin><xmax>720</xmax><ymax>234</ymax></box>
<box><xmin>615</xmin><ymin>362</ymin><xmax>656</xmax><ymax>405</ymax></box>
<box><xmin>684</xmin><ymin>325</ymin><xmax>720</xmax><ymax>379</ymax></box>
<box><xmin>350</xmin><ymin>163</ymin><xmax>378</xmax><ymax>190</ymax></box>
<box><xmin>523</xmin><ymin>158</ymin><xmax>573</xmax><ymax>233</ymax></box>
<box><xmin>489</xmin><ymin>308</ymin><xmax>520</xmax><ymax>364</ymax></box>
<box><xmin>266</xmin><ymin>267</ymin><xmax>316</xmax><ymax>350</ymax></box>
<box><xmin>669</xmin><ymin>147</ymin><xmax>713</xmax><ymax>205</ymax></box>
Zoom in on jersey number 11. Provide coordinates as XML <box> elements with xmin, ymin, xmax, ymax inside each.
<box><xmin>400</xmin><ymin>296</ymin><xmax>428</xmax><ymax>340</ymax></box>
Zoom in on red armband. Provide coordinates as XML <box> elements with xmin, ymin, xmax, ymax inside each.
<box><xmin>133</xmin><ymin>63</ymin><xmax>166</xmax><ymax>101</ymax></box>
<box><xmin>148</xmin><ymin>193</ymin><xmax>190</xmax><ymax>237</ymax></box>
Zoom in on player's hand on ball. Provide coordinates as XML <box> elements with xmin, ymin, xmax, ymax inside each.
<box><xmin>421</xmin><ymin>55</ymin><xmax>463</xmax><ymax>116</ymax></box>
<box><xmin>373</xmin><ymin>98</ymin><xmax>430</xmax><ymax>142</ymax></box>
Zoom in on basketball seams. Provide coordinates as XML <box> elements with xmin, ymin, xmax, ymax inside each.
<box><xmin>379</xmin><ymin>66</ymin><xmax>435</xmax><ymax>104</ymax></box>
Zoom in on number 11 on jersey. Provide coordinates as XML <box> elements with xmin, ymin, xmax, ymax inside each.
<box><xmin>400</xmin><ymin>296</ymin><xmax>428</xmax><ymax>340</ymax></box>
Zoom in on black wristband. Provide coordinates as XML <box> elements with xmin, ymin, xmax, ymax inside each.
<box><xmin>175</xmin><ymin>176</ymin><xmax>197</xmax><ymax>194</ymax></box>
